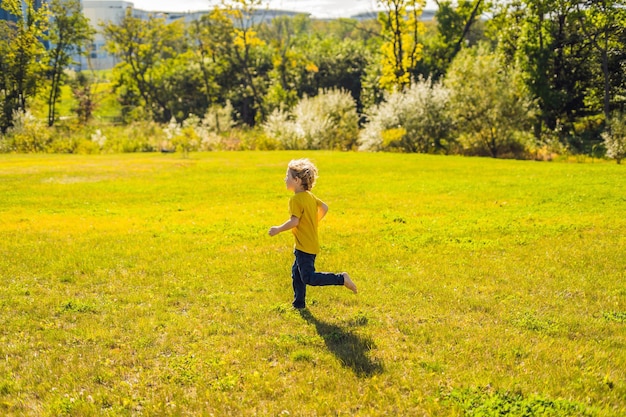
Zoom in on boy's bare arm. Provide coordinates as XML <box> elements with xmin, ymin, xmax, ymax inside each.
<box><xmin>318</xmin><ymin>203</ymin><xmax>328</xmax><ymax>221</ymax></box>
<box><xmin>269</xmin><ymin>215</ymin><xmax>300</xmax><ymax>236</ymax></box>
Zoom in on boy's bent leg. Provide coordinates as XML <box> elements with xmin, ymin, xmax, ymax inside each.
<box><xmin>295</xmin><ymin>250</ymin><xmax>343</xmax><ymax>287</ymax></box>
<box><xmin>292</xmin><ymin>254</ymin><xmax>306</xmax><ymax>309</ymax></box>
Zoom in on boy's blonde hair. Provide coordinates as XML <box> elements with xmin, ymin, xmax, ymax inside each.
<box><xmin>288</xmin><ymin>158</ymin><xmax>318</xmax><ymax>191</ymax></box>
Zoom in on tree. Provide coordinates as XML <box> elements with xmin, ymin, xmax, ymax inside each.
<box><xmin>258</xmin><ymin>14</ymin><xmax>312</xmax><ymax>113</ymax></box>
<box><xmin>377</xmin><ymin>0</ymin><xmax>427</xmax><ymax>91</ymax></box>
<box><xmin>0</xmin><ymin>0</ymin><xmax>49</xmax><ymax>132</ymax></box>
<box><xmin>258</xmin><ymin>15</ymin><xmax>371</xmax><ymax>116</ymax></box>
<box><xmin>490</xmin><ymin>0</ymin><xmax>597</xmax><ymax>150</ymax></box>
<box><xmin>46</xmin><ymin>0</ymin><xmax>94</xmax><ymax>126</ymax></box>
<box><xmin>71</xmin><ymin>71</ymin><xmax>96</xmax><ymax>124</ymax></box>
<box><xmin>419</xmin><ymin>0</ymin><xmax>487</xmax><ymax>79</ymax></box>
<box><xmin>576</xmin><ymin>0</ymin><xmax>626</xmax><ymax>122</ymax></box>
<box><xmin>220</xmin><ymin>0</ymin><xmax>270</xmax><ymax>124</ymax></box>
<box><xmin>191</xmin><ymin>0</ymin><xmax>272</xmax><ymax>125</ymax></box>
<box><xmin>189</xmin><ymin>7</ymin><xmax>236</xmax><ymax>110</ymax></box>
<box><xmin>445</xmin><ymin>43</ymin><xmax>536</xmax><ymax>157</ymax></box>
<box><xmin>299</xmin><ymin>38</ymin><xmax>370</xmax><ymax>114</ymax></box>
<box><xmin>104</xmin><ymin>9</ymin><xmax>196</xmax><ymax>123</ymax></box>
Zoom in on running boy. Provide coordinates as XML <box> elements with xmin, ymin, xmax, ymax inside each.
<box><xmin>269</xmin><ymin>158</ymin><xmax>357</xmax><ymax>309</ymax></box>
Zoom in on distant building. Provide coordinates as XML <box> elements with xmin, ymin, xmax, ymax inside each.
<box><xmin>77</xmin><ymin>1</ymin><xmax>133</xmax><ymax>70</ymax></box>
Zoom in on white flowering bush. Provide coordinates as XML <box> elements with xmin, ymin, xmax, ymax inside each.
<box><xmin>162</xmin><ymin>115</ymin><xmax>203</xmax><ymax>156</ymax></box>
<box><xmin>359</xmin><ymin>79</ymin><xmax>453</xmax><ymax>153</ymax></box>
<box><xmin>91</xmin><ymin>129</ymin><xmax>107</xmax><ymax>149</ymax></box>
<box><xmin>161</xmin><ymin>117</ymin><xmax>181</xmax><ymax>152</ymax></box>
<box><xmin>263</xmin><ymin>108</ymin><xmax>303</xmax><ymax>150</ymax></box>
<box><xmin>263</xmin><ymin>89</ymin><xmax>359</xmax><ymax>150</ymax></box>
<box><xmin>5</xmin><ymin>110</ymin><xmax>52</xmax><ymax>152</ymax></box>
<box><xmin>199</xmin><ymin>101</ymin><xmax>235</xmax><ymax>150</ymax></box>
<box><xmin>603</xmin><ymin>114</ymin><xmax>626</xmax><ymax>164</ymax></box>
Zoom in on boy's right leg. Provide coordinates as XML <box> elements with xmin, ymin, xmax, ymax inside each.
<box><xmin>295</xmin><ymin>250</ymin><xmax>343</xmax><ymax>287</ymax></box>
<box><xmin>292</xmin><ymin>256</ymin><xmax>306</xmax><ymax>309</ymax></box>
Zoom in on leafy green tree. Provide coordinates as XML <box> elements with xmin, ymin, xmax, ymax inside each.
<box><xmin>575</xmin><ymin>0</ymin><xmax>626</xmax><ymax>122</ymax></box>
<box><xmin>258</xmin><ymin>14</ymin><xmax>312</xmax><ymax>113</ymax></box>
<box><xmin>220</xmin><ymin>0</ymin><xmax>270</xmax><ymax>124</ymax></box>
<box><xmin>190</xmin><ymin>0</ymin><xmax>273</xmax><ymax>126</ymax></box>
<box><xmin>189</xmin><ymin>8</ymin><xmax>236</xmax><ymax>110</ymax></box>
<box><xmin>437</xmin><ymin>0</ymin><xmax>486</xmax><ymax>57</ymax></box>
<box><xmin>70</xmin><ymin>71</ymin><xmax>96</xmax><ymax>124</ymax></box>
<box><xmin>299</xmin><ymin>38</ymin><xmax>370</xmax><ymax>114</ymax></box>
<box><xmin>418</xmin><ymin>0</ymin><xmax>488</xmax><ymax>79</ymax></box>
<box><xmin>490</xmin><ymin>0</ymin><xmax>596</xmax><ymax>150</ymax></box>
<box><xmin>0</xmin><ymin>0</ymin><xmax>49</xmax><ymax>132</ymax></box>
<box><xmin>309</xmin><ymin>17</ymin><xmax>383</xmax><ymax>46</ymax></box>
<box><xmin>103</xmin><ymin>9</ymin><xmax>198</xmax><ymax>123</ymax></box>
<box><xmin>445</xmin><ymin>43</ymin><xmax>537</xmax><ymax>157</ymax></box>
<box><xmin>46</xmin><ymin>0</ymin><xmax>94</xmax><ymax>126</ymax></box>
<box><xmin>259</xmin><ymin>15</ymin><xmax>371</xmax><ymax>116</ymax></box>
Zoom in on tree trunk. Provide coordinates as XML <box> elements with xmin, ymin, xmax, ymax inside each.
<box><xmin>452</xmin><ymin>0</ymin><xmax>482</xmax><ymax>60</ymax></box>
<box><xmin>601</xmin><ymin>36</ymin><xmax>611</xmax><ymax>122</ymax></box>
<box><xmin>48</xmin><ymin>54</ymin><xmax>62</xmax><ymax>127</ymax></box>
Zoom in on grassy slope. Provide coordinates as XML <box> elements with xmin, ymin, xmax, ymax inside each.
<box><xmin>0</xmin><ymin>152</ymin><xmax>624</xmax><ymax>416</ymax></box>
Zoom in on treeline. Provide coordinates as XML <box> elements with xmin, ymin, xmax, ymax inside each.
<box><xmin>1</xmin><ymin>0</ymin><xmax>626</xmax><ymax>162</ymax></box>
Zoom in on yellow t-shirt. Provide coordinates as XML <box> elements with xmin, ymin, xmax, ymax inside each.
<box><xmin>289</xmin><ymin>191</ymin><xmax>324</xmax><ymax>254</ymax></box>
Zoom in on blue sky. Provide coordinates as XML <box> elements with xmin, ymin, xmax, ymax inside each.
<box><xmin>128</xmin><ymin>0</ymin><xmax>438</xmax><ymax>19</ymax></box>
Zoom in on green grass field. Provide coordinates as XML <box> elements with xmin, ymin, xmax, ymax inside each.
<box><xmin>0</xmin><ymin>152</ymin><xmax>624</xmax><ymax>416</ymax></box>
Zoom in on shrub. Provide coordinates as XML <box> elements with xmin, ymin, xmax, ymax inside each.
<box><xmin>198</xmin><ymin>102</ymin><xmax>236</xmax><ymax>151</ymax></box>
<box><xmin>359</xmin><ymin>79</ymin><xmax>453</xmax><ymax>153</ymax></box>
<box><xmin>0</xmin><ymin>127</ymin><xmax>8</xmax><ymax>153</ymax></box>
<box><xmin>175</xmin><ymin>115</ymin><xmax>202</xmax><ymax>156</ymax></box>
<box><xmin>445</xmin><ymin>43</ymin><xmax>537</xmax><ymax>158</ymax></box>
<box><xmin>91</xmin><ymin>129</ymin><xmax>107</xmax><ymax>149</ymax></box>
<box><xmin>48</xmin><ymin>122</ymin><xmax>93</xmax><ymax>154</ymax></box>
<box><xmin>161</xmin><ymin>104</ymin><xmax>239</xmax><ymax>152</ymax></box>
<box><xmin>263</xmin><ymin>89</ymin><xmax>359</xmax><ymax>150</ymax></box>
<box><xmin>4</xmin><ymin>110</ymin><xmax>52</xmax><ymax>152</ymax></box>
<box><xmin>103</xmin><ymin>122</ymin><xmax>161</xmax><ymax>153</ymax></box>
<box><xmin>603</xmin><ymin>113</ymin><xmax>626</xmax><ymax>164</ymax></box>
<box><xmin>263</xmin><ymin>108</ymin><xmax>301</xmax><ymax>150</ymax></box>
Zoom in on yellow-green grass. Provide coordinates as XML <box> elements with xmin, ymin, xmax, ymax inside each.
<box><xmin>0</xmin><ymin>152</ymin><xmax>624</xmax><ymax>416</ymax></box>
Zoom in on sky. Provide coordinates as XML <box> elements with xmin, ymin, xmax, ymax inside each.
<box><xmin>128</xmin><ymin>0</ymin><xmax>438</xmax><ymax>19</ymax></box>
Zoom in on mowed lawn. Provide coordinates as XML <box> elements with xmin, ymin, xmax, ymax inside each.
<box><xmin>0</xmin><ymin>152</ymin><xmax>624</xmax><ymax>416</ymax></box>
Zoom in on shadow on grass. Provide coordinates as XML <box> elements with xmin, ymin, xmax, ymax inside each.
<box><xmin>299</xmin><ymin>309</ymin><xmax>383</xmax><ymax>378</ymax></box>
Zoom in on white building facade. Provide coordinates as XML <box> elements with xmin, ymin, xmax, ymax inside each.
<box><xmin>79</xmin><ymin>1</ymin><xmax>134</xmax><ymax>70</ymax></box>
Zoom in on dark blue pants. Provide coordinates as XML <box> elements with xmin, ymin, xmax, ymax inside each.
<box><xmin>292</xmin><ymin>249</ymin><xmax>344</xmax><ymax>309</ymax></box>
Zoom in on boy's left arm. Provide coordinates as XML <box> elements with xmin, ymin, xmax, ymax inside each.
<box><xmin>317</xmin><ymin>202</ymin><xmax>328</xmax><ymax>221</ymax></box>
